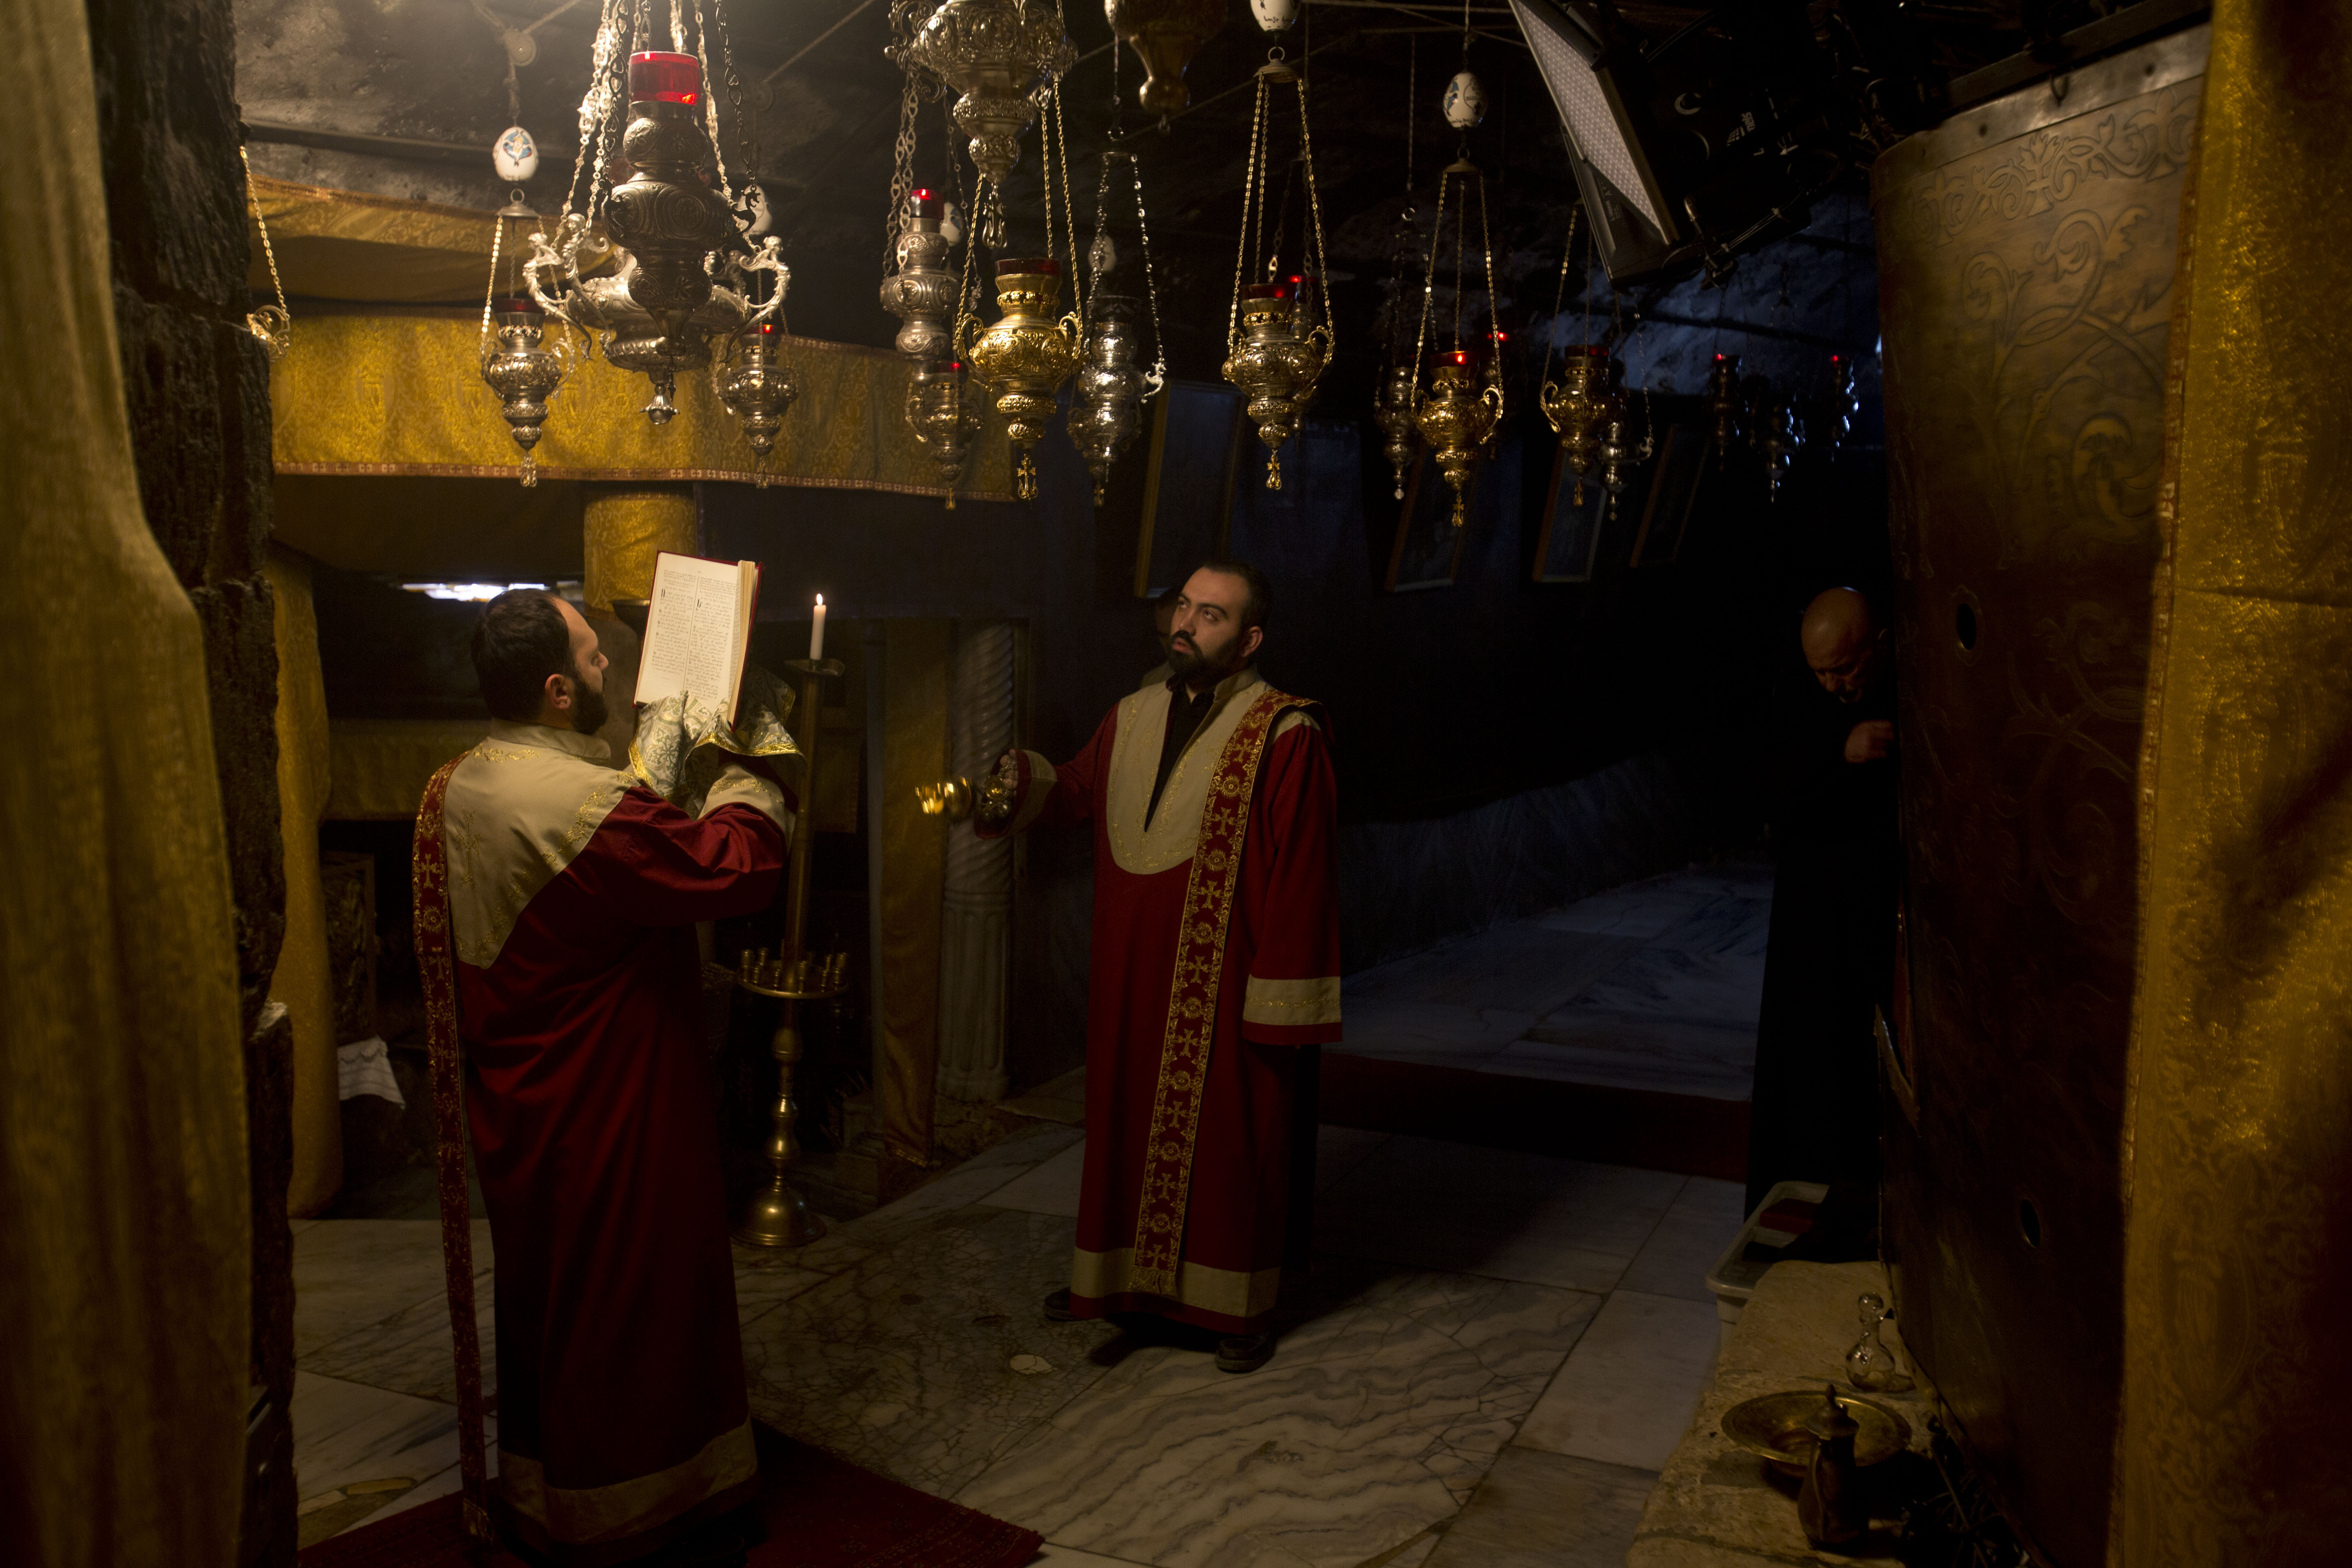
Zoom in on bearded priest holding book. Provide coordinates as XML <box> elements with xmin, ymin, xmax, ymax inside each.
<box><xmin>411</xmin><ymin>589</ymin><xmax>791</xmax><ymax>1562</ymax></box>
<box><xmin>981</xmin><ymin>558</ymin><xmax>1341</xmax><ymax>1374</ymax></box>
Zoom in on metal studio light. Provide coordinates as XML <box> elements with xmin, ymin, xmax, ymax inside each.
<box><xmin>526</xmin><ymin>10</ymin><xmax>790</xmax><ymax>448</ymax></box>
<box><xmin>880</xmin><ymin>188</ymin><xmax>960</xmax><ymax>363</ymax></box>
<box><xmin>1413</xmin><ymin>350</ymin><xmax>1500</xmax><ymax>526</ymax></box>
<box><xmin>904</xmin><ymin>0</ymin><xmax>1075</xmax><ymax>249</ymax></box>
<box><xmin>1221</xmin><ymin>52</ymin><xmax>1334</xmax><ymax>491</ymax></box>
<box><xmin>906</xmin><ymin>358</ymin><xmax>987</xmax><ymax>505</ymax></box>
<box><xmin>966</xmin><ymin>258</ymin><xmax>1081</xmax><ymax>499</ymax></box>
<box><xmin>715</xmin><ymin>321</ymin><xmax>800</xmax><ymax>481</ymax></box>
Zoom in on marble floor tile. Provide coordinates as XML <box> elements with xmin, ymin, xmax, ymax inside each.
<box><xmin>741</xmin><ymin>1204</ymin><xmax>1123</xmax><ymax>1497</ymax></box>
<box><xmin>1617</xmin><ymin>1179</ymin><xmax>1746</xmax><ymax>1303</ymax></box>
<box><xmin>860</xmin><ymin>1123</ymin><xmax>1086</xmax><ymax>1238</ymax></box>
<box><xmin>292</xmin><ymin>1370</ymin><xmax>491</xmax><ymax>1506</ymax></box>
<box><xmin>1545</xmin><ymin>946</ymin><xmax>1765</xmax><ymax>1032</ymax></box>
<box><xmin>1315</xmin><ymin>1138</ymin><xmax>1686</xmax><ymax>1294</ymax></box>
<box><xmin>1345</xmin><ymin>927</ymin><xmax>1646</xmax><ymax>1019</ymax></box>
<box><xmin>1422</xmin><ymin>1447</ymin><xmax>1658</xmax><ymax>1568</ymax></box>
<box><xmin>956</xmin><ymin>1260</ymin><xmax>1602</xmax><ymax>1568</ymax></box>
<box><xmin>1644</xmin><ymin>897</ymin><xmax>1772</xmax><ymax>961</ymax></box>
<box><xmin>1512</xmin><ymin>1290</ymin><xmax>1722</xmax><ymax>1472</ymax></box>
<box><xmin>1005</xmin><ymin>1066</ymin><xmax>1089</xmax><ymax>1127</ymax></box>
<box><xmin>305</xmin><ymin>1268</ymin><xmax>499</xmax><ymax>1406</ymax></box>
<box><xmin>1540</xmin><ymin>881</ymin><xmax>1713</xmax><ymax>940</ymax></box>
<box><xmin>1328</xmin><ymin>1000</ymin><xmax>1539</xmax><ymax>1071</ymax></box>
<box><xmin>1480</xmin><ymin>1029</ymin><xmax>1755</xmax><ymax>1102</ymax></box>
<box><xmin>1314</xmin><ymin>1127</ymin><xmax>1388</xmax><ymax>1194</ymax></box>
<box><xmin>1035</xmin><ymin>1546</ymin><xmax>1165</xmax><ymax>1568</ymax></box>
<box><xmin>294</xmin><ymin>1219</ymin><xmax>493</xmax><ymax>1361</ymax></box>
<box><xmin>1366</xmin><ymin>1534</ymin><xmax>1441</xmax><ymax>1568</ymax></box>
<box><xmin>982</xmin><ymin>1139</ymin><xmax>1087</xmax><ymax>1217</ymax></box>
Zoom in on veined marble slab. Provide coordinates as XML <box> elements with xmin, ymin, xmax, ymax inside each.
<box><xmin>1326</xmin><ymin>1000</ymin><xmax>1541</xmax><ymax>1071</ymax></box>
<box><xmin>1644</xmin><ymin>898</ymin><xmax>1771</xmax><ymax>961</ymax></box>
<box><xmin>740</xmin><ymin>1204</ymin><xmax>1122</xmax><ymax>1497</ymax></box>
<box><xmin>303</xmin><ymin>1265</ymin><xmax>498</xmax><ymax>1407</ymax></box>
<box><xmin>292</xmin><ymin>1370</ymin><xmax>492</xmax><ymax>1507</ymax></box>
<box><xmin>1344</xmin><ymin>926</ymin><xmax>1646</xmax><ymax>1018</ymax></box>
<box><xmin>955</xmin><ymin>1261</ymin><xmax>1603</xmax><ymax>1568</ymax></box>
<box><xmin>1616</xmin><ymin>1180</ymin><xmax>1746</xmax><ymax>1304</ymax></box>
<box><xmin>1424</xmin><ymin>1447</ymin><xmax>1658</xmax><ymax>1568</ymax></box>
<box><xmin>1512</xmin><ymin>1290</ymin><xmax>1722</xmax><ymax>1472</ymax></box>
<box><xmin>293</xmin><ymin>1219</ymin><xmax>492</xmax><ymax>1361</ymax></box>
<box><xmin>1543</xmin><ymin>946</ymin><xmax>1764</xmax><ymax>1033</ymax></box>
<box><xmin>981</xmin><ymin>1128</ymin><xmax>1395</xmax><ymax>1224</ymax></box>
<box><xmin>1315</xmin><ymin>1138</ymin><xmax>1686</xmax><ymax>1294</ymax></box>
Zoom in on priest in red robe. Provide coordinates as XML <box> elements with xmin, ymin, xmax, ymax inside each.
<box><xmin>982</xmin><ymin>559</ymin><xmax>1341</xmax><ymax>1373</ymax></box>
<box><xmin>412</xmin><ymin>590</ymin><xmax>789</xmax><ymax>1562</ymax></box>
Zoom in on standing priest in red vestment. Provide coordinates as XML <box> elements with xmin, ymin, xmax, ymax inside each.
<box><xmin>412</xmin><ymin>590</ymin><xmax>790</xmax><ymax>1562</ymax></box>
<box><xmin>981</xmin><ymin>559</ymin><xmax>1341</xmax><ymax>1373</ymax></box>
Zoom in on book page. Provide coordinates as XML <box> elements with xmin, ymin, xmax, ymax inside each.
<box><xmin>729</xmin><ymin>559</ymin><xmax>761</xmax><ymax>717</ymax></box>
<box><xmin>637</xmin><ymin>553</ymin><xmax>747</xmax><ymax>713</ymax></box>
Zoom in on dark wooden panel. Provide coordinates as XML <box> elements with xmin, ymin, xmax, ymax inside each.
<box><xmin>1870</xmin><ymin>27</ymin><xmax>2208</xmax><ymax>1567</ymax></box>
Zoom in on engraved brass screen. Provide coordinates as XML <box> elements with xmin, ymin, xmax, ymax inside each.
<box><xmin>1871</xmin><ymin>27</ymin><xmax>2207</xmax><ymax>1566</ymax></box>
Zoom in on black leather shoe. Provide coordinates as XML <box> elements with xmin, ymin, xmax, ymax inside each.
<box><xmin>1042</xmin><ymin>1287</ymin><xmax>1078</xmax><ymax>1322</ymax></box>
<box><xmin>1215</xmin><ymin>1332</ymin><xmax>1275</xmax><ymax>1374</ymax></box>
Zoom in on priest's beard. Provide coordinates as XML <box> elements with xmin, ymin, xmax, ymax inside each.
<box><xmin>567</xmin><ymin>665</ymin><xmax>610</xmax><ymax>737</ymax></box>
<box><xmin>1166</xmin><ymin>630</ymin><xmax>1248</xmax><ymax>690</ymax></box>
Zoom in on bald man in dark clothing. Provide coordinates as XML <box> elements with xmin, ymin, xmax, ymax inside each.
<box><xmin>1746</xmin><ymin>588</ymin><xmax>1900</xmax><ymax>1213</ymax></box>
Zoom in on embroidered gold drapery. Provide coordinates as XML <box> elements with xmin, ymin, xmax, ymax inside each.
<box><xmin>270</xmin><ymin>308</ymin><xmax>1016</xmax><ymax>499</ymax></box>
<box><xmin>2119</xmin><ymin>2</ymin><xmax>2352</xmax><ymax>1557</ymax></box>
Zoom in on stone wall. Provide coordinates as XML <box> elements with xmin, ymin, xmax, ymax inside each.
<box><xmin>84</xmin><ymin>0</ymin><xmax>292</xmax><ymax>1559</ymax></box>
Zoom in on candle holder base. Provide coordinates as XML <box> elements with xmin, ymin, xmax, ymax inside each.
<box><xmin>734</xmin><ymin>1178</ymin><xmax>826</xmax><ymax>1248</ymax></box>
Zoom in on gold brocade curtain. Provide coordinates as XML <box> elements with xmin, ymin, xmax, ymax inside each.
<box><xmin>2120</xmin><ymin>1</ymin><xmax>2352</xmax><ymax>1558</ymax></box>
<box><xmin>266</xmin><ymin>545</ymin><xmax>344</xmax><ymax>1216</ymax></box>
<box><xmin>270</xmin><ymin>310</ymin><xmax>1016</xmax><ymax>499</ymax></box>
<box><xmin>0</xmin><ymin>0</ymin><xmax>250</xmax><ymax>1563</ymax></box>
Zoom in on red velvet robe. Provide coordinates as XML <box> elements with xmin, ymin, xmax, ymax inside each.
<box><xmin>987</xmin><ymin>667</ymin><xmax>1341</xmax><ymax>1334</ymax></box>
<box><xmin>428</xmin><ymin>721</ymin><xmax>788</xmax><ymax>1563</ymax></box>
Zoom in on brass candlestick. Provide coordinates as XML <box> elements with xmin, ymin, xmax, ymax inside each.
<box><xmin>734</xmin><ymin>655</ymin><xmax>849</xmax><ymax>1249</ymax></box>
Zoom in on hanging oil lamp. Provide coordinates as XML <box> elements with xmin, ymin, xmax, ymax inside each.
<box><xmin>1224</xmin><ymin>282</ymin><xmax>1326</xmax><ymax>491</ymax></box>
<box><xmin>1754</xmin><ymin>383</ymin><xmax>1802</xmax><ymax>495</ymax></box>
<box><xmin>1221</xmin><ymin>52</ymin><xmax>1334</xmax><ymax>490</ymax></box>
<box><xmin>904</xmin><ymin>0</ymin><xmax>1075</xmax><ymax>249</ymax></box>
<box><xmin>481</xmin><ymin>298</ymin><xmax>576</xmax><ymax>486</ymax></box>
<box><xmin>1107</xmin><ymin>0</ymin><xmax>1226</xmax><ymax>115</ymax></box>
<box><xmin>1598</xmin><ymin>389</ymin><xmax>1655</xmax><ymax>501</ymax></box>
<box><xmin>1373</xmin><ymin>363</ymin><xmax>1419</xmax><ymax>500</ymax></box>
<box><xmin>526</xmin><ymin>14</ymin><xmax>790</xmax><ymax>432</ymax></box>
<box><xmin>906</xmin><ymin>359</ymin><xmax>987</xmax><ymax>506</ymax></box>
<box><xmin>1414</xmin><ymin>350</ymin><xmax>1500</xmax><ymax>526</ymax></box>
<box><xmin>1064</xmin><ymin>148</ymin><xmax>1169</xmax><ymax>504</ymax></box>
<box><xmin>1539</xmin><ymin>346</ymin><xmax>1616</xmax><ymax>504</ymax></box>
<box><xmin>715</xmin><ymin>320</ymin><xmax>800</xmax><ymax>481</ymax></box>
<box><xmin>967</xmin><ymin>258</ymin><xmax>1081</xmax><ymax>499</ymax></box>
<box><xmin>880</xmin><ymin>187</ymin><xmax>960</xmax><ymax>363</ymax></box>
<box><xmin>1704</xmin><ymin>353</ymin><xmax>1744</xmax><ymax>462</ymax></box>
<box><xmin>1406</xmin><ymin>156</ymin><xmax>1503</xmax><ymax>526</ymax></box>
<box><xmin>1817</xmin><ymin>353</ymin><xmax>1857</xmax><ymax>461</ymax></box>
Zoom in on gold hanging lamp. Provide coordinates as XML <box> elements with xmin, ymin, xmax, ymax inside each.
<box><xmin>902</xmin><ymin>0</ymin><xmax>1075</xmax><ymax>250</ymax></box>
<box><xmin>1220</xmin><ymin>40</ymin><xmax>1333</xmax><ymax>492</ymax></box>
<box><xmin>962</xmin><ymin>76</ymin><xmax>1082</xmax><ymax>500</ymax></box>
<box><xmin>1408</xmin><ymin>156</ymin><xmax>1502</xmax><ymax>528</ymax></box>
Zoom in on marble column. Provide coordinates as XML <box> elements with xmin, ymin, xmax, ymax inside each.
<box><xmin>935</xmin><ymin>621</ymin><xmax>1017</xmax><ymax>1102</ymax></box>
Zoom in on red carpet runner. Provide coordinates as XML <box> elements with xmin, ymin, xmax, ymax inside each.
<box><xmin>298</xmin><ymin>1423</ymin><xmax>1042</xmax><ymax>1568</ymax></box>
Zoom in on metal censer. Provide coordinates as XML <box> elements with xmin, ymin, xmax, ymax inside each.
<box><xmin>966</xmin><ymin>257</ymin><xmax>1081</xmax><ymax>500</ymax></box>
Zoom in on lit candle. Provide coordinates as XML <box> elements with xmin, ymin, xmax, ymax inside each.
<box><xmin>810</xmin><ymin>595</ymin><xmax>826</xmax><ymax>661</ymax></box>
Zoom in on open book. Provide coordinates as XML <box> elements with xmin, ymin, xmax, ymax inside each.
<box><xmin>636</xmin><ymin>552</ymin><xmax>762</xmax><ymax>723</ymax></box>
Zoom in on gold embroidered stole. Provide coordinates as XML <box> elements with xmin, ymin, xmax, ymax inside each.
<box><xmin>1128</xmin><ymin>686</ymin><xmax>1298</xmax><ymax>1296</ymax></box>
<box><xmin>411</xmin><ymin>755</ymin><xmax>494</xmax><ymax>1543</ymax></box>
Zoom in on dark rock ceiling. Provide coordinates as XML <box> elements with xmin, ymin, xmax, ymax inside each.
<box><xmin>234</xmin><ymin>0</ymin><xmax>2134</xmax><ymax>392</ymax></box>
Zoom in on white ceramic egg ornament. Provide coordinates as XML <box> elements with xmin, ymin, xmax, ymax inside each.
<box><xmin>1252</xmin><ymin>0</ymin><xmax>1301</xmax><ymax>33</ymax></box>
<box><xmin>1442</xmin><ymin>71</ymin><xmax>1488</xmax><ymax>131</ymax></box>
<box><xmin>940</xmin><ymin>203</ymin><xmax>966</xmax><ymax>245</ymax></box>
<box><xmin>493</xmin><ymin>125</ymin><xmax>540</xmax><ymax>182</ymax></box>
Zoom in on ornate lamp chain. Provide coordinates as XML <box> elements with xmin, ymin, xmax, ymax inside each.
<box><xmin>1227</xmin><ymin>70</ymin><xmax>1270</xmax><ymax>350</ymax></box>
<box><xmin>1131</xmin><ymin>156</ymin><xmax>1168</xmax><ymax>383</ymax></box>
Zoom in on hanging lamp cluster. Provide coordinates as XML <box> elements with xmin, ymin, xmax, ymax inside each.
<box><xmin>1221</xmin><ymin>5</ymin><xmax>1333</xmax><ymax>492</ymax></box>
<box><xmin>1404</xmin><ymin>155</ymin><xmax>1503</xmax><ymax>527</ymax></box>
<box><xmin>479</xmin><ymin>0</ymin><xmax>789</xmax><ymax>483</ymax></box>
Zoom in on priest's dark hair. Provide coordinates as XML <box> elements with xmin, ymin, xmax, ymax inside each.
<box><xmin>1195</xmin><ymin>557</ymin><xmax>1272</xmax><ymax>631</ymax></box>
<box><xmin>471</xmin><ymin>589</ymin><xmax>572</xmax><ymax>722</ymax></box>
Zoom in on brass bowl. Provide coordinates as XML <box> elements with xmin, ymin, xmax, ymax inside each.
<box><xmin>1721</xmin><ymin>1391</ymin><xmax>1912</xmax><ymax>1474</ymax></box>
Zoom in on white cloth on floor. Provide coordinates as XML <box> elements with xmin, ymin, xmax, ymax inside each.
<box><xmin>335</xmin><ymin>1036</ymin><xmax>405</xmax><ymax>1107</ymax></box>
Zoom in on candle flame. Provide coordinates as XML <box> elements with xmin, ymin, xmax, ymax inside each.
<box><xmin>815</xmin><ymin>594</ymin><xmax>824</xmax><ymax>606</ymax></box>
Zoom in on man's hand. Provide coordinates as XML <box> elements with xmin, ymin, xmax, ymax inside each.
<box><xmin>1845</xmin><ymin>719</ymin><xmax>1895</xmax><ymax>764</ymax></box>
